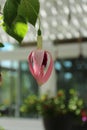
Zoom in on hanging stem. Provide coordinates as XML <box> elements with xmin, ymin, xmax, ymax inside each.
<box><xmin>38</xmin><ymin>15</ymin><xmax>41</xmax><ymax>31</ymax></box>
<box><xmin>37</xmin><ymin>15</ymin><xmax>42</xmax><ymax>49</ymax></box>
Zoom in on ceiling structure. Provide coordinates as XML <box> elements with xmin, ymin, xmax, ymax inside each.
<box><xmin>40</xmin><ymin>0</ymin><xmax>87</xmax><ymax>41</ymax></box>
<box><xmin>0</xmin><ymin>0</ymin><xmax>87</xmax><ymax>44</ymax></box>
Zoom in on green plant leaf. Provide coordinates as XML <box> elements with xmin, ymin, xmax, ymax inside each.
<box><xmin>18</xmin><ymin>0</ymin><xmax>40</xmax><ymax>26</ymax></box>
<box><xmin>3</xmin><ymin>0</ymin><xmax>21</xmax><ymax>27</ymax></box>
<box><xmin>3</xmin><ymin>0</ymin><xmax>40</xmax><ymax>42</ymax></box>
<box><xmin>0</xmin><ymin>43</ymin><xmax>4</xmax><ymax>47</ymax></box>
<box><xmin>0</xmin><ymin>15</ymin><xmax>3</xmax><ymax>20</ymax></box>
<box><xmin>3</xmin><ymin>20</ymin><xmax>28</xmax><ymax>43</ymax></box>
<box><xmin>3</xmin><ymin>0</ymin><xmax>27</xmax><ymax>42</ymax></box>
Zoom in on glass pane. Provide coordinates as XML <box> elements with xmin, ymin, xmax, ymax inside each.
<box><xmin>55</xmin><ymin>58</ymin><xmax>87</xmax><ymax>105</ymax></box>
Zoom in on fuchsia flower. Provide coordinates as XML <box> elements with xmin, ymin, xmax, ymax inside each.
<box><xmin>28</xmin><ymin>49</ymin><xmax>53</xmax><ymax>86</ymax></box>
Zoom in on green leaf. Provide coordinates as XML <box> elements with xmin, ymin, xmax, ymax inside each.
<box><xmin>3</xmin><ymin>0</ymin><xmax>21</xmax><ymax>27</ymax></box>
<box><xmin>3</xmin><ymin>0</ymin><xmax>40</xmax><ymax>42</ymax></box>
<box><xmin>3</xmin><ymin>0</ymin><xmax>27</xmax><ymax>42</ymax></box>
<box><xmin>0</xmin><ymin>15</ymin><xmax>3</xmax><ymax>26</ymax></box>
<box><xmin>3</xmin><ymin>20</ymin><xmax>28</xmax><ymax>43</ymax></box>
<box><xmin>0</xmin><ymin>15</ymin><xmax>3</xmax><ymax>20</ymax></box>
<box><xmin>0</xmin><ymin>43</ymin><xmax>4</xmax><ymax>47</ymax></box>
<box><xmin>17</xmin><ymin>0</ymin><xmax>40</xmax><ymax>26</ymax></box>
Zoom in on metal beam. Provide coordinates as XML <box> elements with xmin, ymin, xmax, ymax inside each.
<box><xmin>53</xmin><ymin>37</ymin><xmax>87</xmax><ymax>45</ymax></box>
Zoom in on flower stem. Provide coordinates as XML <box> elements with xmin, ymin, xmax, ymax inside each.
<box><xmin>37</xmin><ymin>15</ymin><xmax>42</xmax><ymax>49</ymax></box>
<box><xmin>37</xmin><ymin>35</ymin><xmax>42</xmax><ymax>49</ymax></box>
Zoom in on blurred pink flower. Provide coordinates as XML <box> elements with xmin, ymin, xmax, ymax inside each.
<box><xmin>82</xmin><ymin>116</ymin><xmax>87</xmax><ymax>122</ymax></box>
<box><xmin>28</xmin><ymin>49</ymin><xmax>53</xmax><ymax>85</ymax></box>
<box><xmin>81</xmin><ymin>110</ymin><xmax>87</xmax><ymax>122</ymax></box>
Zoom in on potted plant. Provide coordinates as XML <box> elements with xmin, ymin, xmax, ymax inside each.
<box><xmin>37</xmin><ymin>90</ymin><xmax>67</xmax><ymax>130</ymax></box>
<box><xmin>20</xmin><ymin>89</ymin><xmax>85</xmax><ymax>130</ymax></box>
<box><xmin>38</xmin><ymin>89</ymin><xmax>84</xmax><ymax>130</ymax></box>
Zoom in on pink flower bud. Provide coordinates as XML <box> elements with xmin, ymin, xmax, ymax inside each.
<box><xmin>28</xmin><ymin>49</ymin><xmax>53</xmax><ymax>86</ymax></box>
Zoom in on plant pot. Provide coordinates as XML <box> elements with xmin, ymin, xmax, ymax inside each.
<box><xmin>43</xmin><ymin>113</ymin><xmax>83</xmax><ymax>130</ymax></box>
<box><xmin>80</xmin><ymin>122</ymin><xmax>87</xmax><ymax>130</ymax></box>
<box><xmin>43</xmin><ymin>115</ymin><xmax>67</xmax><ymax>130</ymax></box>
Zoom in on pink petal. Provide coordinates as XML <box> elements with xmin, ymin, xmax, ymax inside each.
<box><xmin>41</xmin><ymin>51</ymin><xmax>53</xmax><ymax>84</ymax></box>
<box><xmin>32</xmin><ymin>50</ymin><xmax>44</xmax><ymax>68</ymax></box>
<box><xmin>32</xmin><ymin>50</ymin><xmax>44</xmax><ymax>76</ymax></box>
<box><xmin>35</xmin><ymin>66</ymin><xmax>44</xmax><ymax>84</ymax></box>
<box><xmin>28</xmin><ymin>52</ymin><xmax>35</xmax><ymax>77</ymax></box>
<box><xmin>28</xmin><ymin>50</ymin><xmax>44</xmax><ymax>79</ymax></box>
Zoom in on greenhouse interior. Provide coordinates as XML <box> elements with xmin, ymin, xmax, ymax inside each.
<box><xmin>0</xmin><ymin>0</ymin><xmax>87</xmax><ymax>130</ymax></box>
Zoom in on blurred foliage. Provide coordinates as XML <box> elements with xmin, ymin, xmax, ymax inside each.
<box><xmin>20</xmin><ymin>89</ymin><xmax>84</xmax><ymax>118</ymax></box>
<box><xmin>0</xmin><ymin>126</ymin><xmax>5</xmax><ymax>130</ymax></box>
<box><xmin>0</xmin><ymin>43</ymin><xmax>4</xmax><ymax>48</ymax></box>
<box><xmin>20</xmin><ymin>94</ymin><xmax>39</xmax><ymax>117</ymax></box>
<box><xmin>68</xmin><ymin>89</ymin><xmax>83</xmax><ymax>115</ymax></box>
